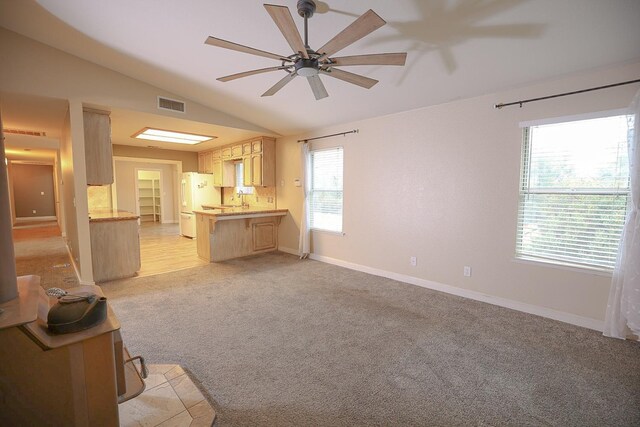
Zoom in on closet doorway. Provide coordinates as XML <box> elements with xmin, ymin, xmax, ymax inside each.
<box><xmin>136</xmin><ymin>169</ymin><xmax>162</xmax><ymax>223</ymax></box>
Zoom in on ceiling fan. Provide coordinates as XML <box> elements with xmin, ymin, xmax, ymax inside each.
<box><xmin>204</xmin><ymin>0</ymin><xmax>407</xmax><ymax>100</ymax></box>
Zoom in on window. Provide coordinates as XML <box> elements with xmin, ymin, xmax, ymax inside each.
<box><xmin>235</xmin><ymin>162</ymin><xmax>252</xmax><ymax>195</ymax></box>
<box><xmin>309</xmin><ymin>147</ymin><xmax>343</xmax><ymax>233</ymax></box>
<box><xmin>516</xmin><ymin>114</ymin><xmax>632</xmax><ymax>270</ymax></box>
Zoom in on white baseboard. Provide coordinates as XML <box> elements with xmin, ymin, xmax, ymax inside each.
<box><xmin>278</xmin><ymin>246</ymin><xmax>299</xmax><ymax>256</ymax></box>
<box><xmin>307</xmin><ymin>253</ymin><xmax>604</xmax><ymax>332</ymax></box>
<box><xmin>64</xmin><ymin>241</ymin><xmax>94</xmax><ymax>286</ymax></box>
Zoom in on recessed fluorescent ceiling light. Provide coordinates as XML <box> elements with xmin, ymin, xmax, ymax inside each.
<box><xmin>132</xmin><ymin>128</ymin><xmax>216</xmax><ymax>145</ymax></box>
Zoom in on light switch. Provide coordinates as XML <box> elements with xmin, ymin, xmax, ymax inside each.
<box><xmin>41</xmin><ymin>191</ymin><xmax>45</xmax><ymax>195</ymax></box>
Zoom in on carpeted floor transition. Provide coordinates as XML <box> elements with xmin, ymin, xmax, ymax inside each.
<box><xmin>97</xmin><ymin>252</ymin><xmax>640</xmax><ymax>427</ymax></box>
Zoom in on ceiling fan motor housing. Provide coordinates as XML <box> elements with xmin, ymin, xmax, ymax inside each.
<box><xmin>297</xmin><ymin>0</ymin><xmax>316</xmax><ymax>18</ymax></box>
<box><xmin>295</xmin><ymin>57</ymin><xmax>319</xmax><ymax>76</ymax></box>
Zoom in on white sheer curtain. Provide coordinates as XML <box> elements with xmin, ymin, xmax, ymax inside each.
<box><xmin>298</xmin><ymin>142</ymin><xmax>311</xmax><ymax>259</ymax></box>
<box><xmin>604</xmin><ymin>89</ymin><xmax>640</xmax><ymax>339</ymax></box>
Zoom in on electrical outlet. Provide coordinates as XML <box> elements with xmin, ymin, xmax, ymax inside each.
<box><xmin>464</xmin><ymin>266</ymin><xmax>471</xmax><ymax>277</ymax></box>
<box><xmin>410</xmin><ymin>256</ymin><xmax>417</xmax><ymax>267</ymax></box>
<box><xmin>40</xmin><ymin>191</ymin><xmax>45</xmax><ymax>195</ymax></box>
<box><xmin>32</xmin><ymin>210</ymin><xmax>36</xmax><ymax>214</ymax></box>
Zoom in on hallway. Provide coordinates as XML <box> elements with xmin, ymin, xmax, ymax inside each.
<box><xmin>13</xmin><ymin>220</ymin><xmax>78</xmax><ymax>290</ymax></box>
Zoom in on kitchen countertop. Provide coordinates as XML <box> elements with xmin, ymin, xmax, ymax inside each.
<box><xmin>195</xmin><ymin>206</ymin><xmax>287</xmax><ymax>219</ymax></box>
<box><xmin>88</xmin><ymin>209</ymin><xmax>139</xmax><ymax>222</ymax></box>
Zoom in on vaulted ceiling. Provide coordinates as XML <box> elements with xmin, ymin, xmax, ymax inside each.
<box><xmin>1</xmin><ymin>0</ymin><xmax>640</xmax><ymax>137</ymax></box>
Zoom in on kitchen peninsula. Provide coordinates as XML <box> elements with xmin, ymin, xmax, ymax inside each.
<box><xmin>89</xmin><ymin>209</ymin><xmax>140</xmax><ymax>282</ymax></box>
<box><xmin>194</xmin><ymin>207</ymin><xmax>287</xmax><ymax>262</ymax></box>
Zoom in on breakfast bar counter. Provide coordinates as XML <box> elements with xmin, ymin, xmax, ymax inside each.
<box><xmin>194</xmin><ymin>207</ymin><xmax>287</xmax><ymax>262</ymax></box>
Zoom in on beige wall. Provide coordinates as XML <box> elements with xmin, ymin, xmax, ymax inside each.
<box><xmin>11</xmin><ymin>163</ymin><xmax>56</xmax><ymax>218</ymax></box>
<box><xmin>0</xmin><ymin>121</ymin><xmax>18</xmax><ymax>302</ymax></box>
<box><xmin>114</xmin><ymin>159</ymin><xmax>179</xmax><ymax>223</ymax></box>
<box><xmin>277</xmin><ymin>61</ymin><xmax>640</xmax><ymax>325</ymax></box>
<box><xmin>0</xmin><ymin>28</ymin><xmax>269</xmax><ymax>134</ymax></box>
<box><xmin>60</xmin><ymin>108</ymin><xmax>80</xmax><ymax>274</ymax></box>
<box><xmin>112</xmin><ymin>144</ymin><xmax>198</xmax><ymax>172</ymax></box>
<box><xmin>60</xmin><ymin>101</ymin><xmax>93</xmax><ymax>284</ymax></box>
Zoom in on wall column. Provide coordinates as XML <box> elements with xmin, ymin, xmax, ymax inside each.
<box><xmin>0</xmin><ymin>116</ymin><xmax>18</xmax><ymax>303</ymax></box>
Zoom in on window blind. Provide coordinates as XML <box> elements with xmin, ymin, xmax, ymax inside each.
<box><xmin>309</xmin><ymin>147</ymin><xmax>343</xmax><ymax>232</ymax></box>
<box><xmin>516</xmin><ymin>115</ymin><xmax>632</xmax><ymax>270</ymax></box>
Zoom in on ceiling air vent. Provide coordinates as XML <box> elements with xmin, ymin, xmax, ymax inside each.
<box><xmin>157</xmin><ymin>96</ymin><xmax>186</xmax><ymax>113</ymax></box>
<box><xmin>3</xmin><ymin>128</ymin><xmax>47</xmax><ymax>137</ymax></box>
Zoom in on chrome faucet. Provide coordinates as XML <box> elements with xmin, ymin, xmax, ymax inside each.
<box><xmin>237</xmin><ymin>190</ymin><xmax>249</xmax><ymax>208</ymax></box>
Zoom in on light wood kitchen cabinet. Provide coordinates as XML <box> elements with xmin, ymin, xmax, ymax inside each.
<box><xmin>195</xmin><ymin>210</ymin><xmax>286</xmax><ymax>262</ymax></box>
<box><xmin>89</xmin><ymin>213</ymin><xmax>141</xmax><ymax>283</ymax></box>
<box><xmin>243</xmin><ymin>156</ymin><xmax>252</xmax><ymax>186</ymax></box>
<box><xmin>198</xmin><ymin>151</ymin><xmax>213</xmax><ymax>174</ymax></box>
<box><xmin>83</xmin><ymin>108</ymin><xmax>113</xmax><ymax>185</ymax></box>
<box><xmin>204</xmin><ymin>151</ymin><xmax>213</xmax><ymax>173</ymax></box>
<box><xmin>201</xmin><ymin>136</ymin><xmax>275</xmax><ymax>187</ymax></box>
<box><xmin>231</xmin><ymin>144</ymin><xmax>243</xmax><ymax>158</ymax></box>
<box><xmin>198</xmin><ymin>152</ymin><xmax>206</xmax><ymax>173</ymax></box>
<box><xmin>213</xmin><ymin>159</ymin><xmax>223</xmax><ymax>186</ymax></box>
<box><xmin>213</xmin><ymin>158</ymin><xmax>236</xmax><ymax>188</ymax></box>
<box><xmin>251</xmin><ymin>153</ymin><xmax>263</xmax><ymax>186</ymax></box>
<box><xmin>243</xmin><ymin>137</ymin><xmax>276</xmax><ymax>187</ymax></box>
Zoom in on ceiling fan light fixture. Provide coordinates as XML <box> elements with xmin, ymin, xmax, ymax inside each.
<box><xmin>297</xmin><ymin>67</ymin><xmax>318</xmax><ymax>77</ymax></box>
<box><xmin>295</xmin><ymin>57</ymin><xmax>319</xmax><ymax>77</ymax></box>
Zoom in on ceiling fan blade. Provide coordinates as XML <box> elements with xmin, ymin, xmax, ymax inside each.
<box><xmin>205</xmin><ymin>36</ymin><xmax>291</xmax><ymax>62</ymax></box>
<box><xmin>320</xmin><ymin>68</ymin><xmax>378</xmax><ymax>89</ymax></box>
<box><xmin>264</xmin><ymin>4</ymin><xmax>309</xmax><ymax>59</ymax></box>
<box><xmin>316</xmin><ymin>9</ymin><xmax>386</xmax><ymax>58</ymax></box>
<box><xmin>217</xmin><ymin>66</ymin><xmax>290</xmax><ymax>82</ymax></box>
<box><xmin>307</xmin><ymin>75</ymin><xmax>329</xmax><ymax>100</ymax></box>
<box><xmin>262</xmin><ymin>73</ymin><xmax>297</xmax><ymax>97</ymax></box>
<box><xmin>328</xmin><ymin>52</ymin><xmax>407</xmax><ymax>67</ymax></box>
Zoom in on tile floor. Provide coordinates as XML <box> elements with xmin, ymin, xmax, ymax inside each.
<box><xmin>119</xmin><ymin>364</ymin><xmax>215</xmax><ymax>427</ymax></box>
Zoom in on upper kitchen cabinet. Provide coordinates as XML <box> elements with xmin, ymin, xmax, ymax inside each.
<box><xmin>83</xmin><ymin>108</ymin><xmax>113</xmax><ymax>185</ymax></box>
<box><xmin>198</xmin><ymin>136</ymin><xmax>275</xmax><ymax>187</ymax></box>
<box><xmin>248</xmin><ymin>137</ymin><xmax>275</xmax><ymax>187</ymax></box>
<box><xmin>198</xmin><ymin>151</ymin><xmax>213</xmax><ymax>174</ymax></box>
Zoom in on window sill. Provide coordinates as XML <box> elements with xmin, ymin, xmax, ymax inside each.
<box><xmin>310</xmin><ymin>228</ymin><xmax>345</xmax><ymax>236</ymax></box>
<box><xmin>512</xmin><ymin>256</ymin><xmax>613</xmax><ymax>277</ymax></box>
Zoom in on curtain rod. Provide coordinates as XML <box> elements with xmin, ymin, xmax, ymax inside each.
<box><xmin>494</xmin><ymin>78</ymin><xmax>640</xmax><ymax>109</ymax></box>
<box><xmin>298</xmin><ymin>129</ymin><xmax>359</xmax><ymax>143</ymax></box>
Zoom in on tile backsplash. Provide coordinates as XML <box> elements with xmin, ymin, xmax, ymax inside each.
<box><xmin>223</xmin><ymin>186</ymin><xmax>276</xmax><ymax>209</ymax></box>
<box><xmin>87</xmin><ymin>185</ymin><xmax>112</xmax><ymax>211</ymax></box>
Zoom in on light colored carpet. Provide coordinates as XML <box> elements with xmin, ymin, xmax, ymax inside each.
<box><xmin>101</xmin><ymin>252</ymin><xmax>640</xmax><ymax>427</ymax></box>
<box><xmin>13</xmin><ymin>227</ymin><xmax>79</xmax><ymax>290</ymax></box>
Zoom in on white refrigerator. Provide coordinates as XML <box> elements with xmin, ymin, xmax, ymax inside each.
<box><xmin>180</xmin><ymin>172</ymin><xmax>221</xmax><ymax>238</ymax></box>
